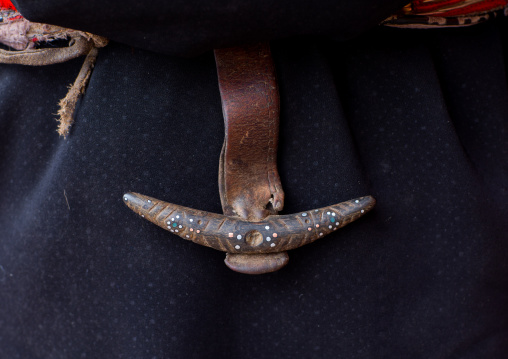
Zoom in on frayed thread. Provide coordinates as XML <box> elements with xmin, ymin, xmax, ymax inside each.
<box><xmin>57</xmin><ymin>47</ymin><xmax>99</xmax><ymax>137</ymax></box>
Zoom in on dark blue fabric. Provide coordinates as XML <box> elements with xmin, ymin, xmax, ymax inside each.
<box><xmin>0</xmin><ymin>9</ymin><xmax>507</xmax><ymax>359</ymax></box>
<box><xmin>12</xmin><ymin>0</ymin><xmax>408</xmax><ymax>56</ymax></box>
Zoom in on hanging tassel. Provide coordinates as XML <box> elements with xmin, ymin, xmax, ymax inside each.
<box><xmin>56</xmin><ymin>47</ymin><xmax>99</xmax><ymax>137</ymax></box>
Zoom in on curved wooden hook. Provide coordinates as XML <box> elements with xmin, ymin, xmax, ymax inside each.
<box><xmin>123</xmin><ymin>192</ymin><xmax>375</xmax><ymax>255</ymax></box>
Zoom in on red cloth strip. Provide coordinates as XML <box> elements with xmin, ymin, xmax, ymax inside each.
<box><xmin>0</xmin><ymin>0</ymin><xmax>15</xmax><ymax>10</ymax></box>
<box><xmin>413</xmin><ymin>0</ymin><xmax>466</xmax><ymax>13</ymax></box>
<box><xmin>411</xmin><ymin>0</ymin><xmax>508</xmax><ymax>16</ymax></box>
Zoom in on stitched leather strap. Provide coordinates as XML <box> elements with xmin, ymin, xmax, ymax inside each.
<box><xmin>214</xmin><ymin>43</ymin><xmax>284</xmax><ymax>222</ymax></box>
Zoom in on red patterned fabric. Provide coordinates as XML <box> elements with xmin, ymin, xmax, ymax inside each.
<box><xmin>410</xmin><ymin>0</ymin><xmax>508</xmax><ymax>16</ymax></box>
<box><xmin>0</xmin><ymin>0</ymin><xmax>15</xmax><ymax>10</ymax></box>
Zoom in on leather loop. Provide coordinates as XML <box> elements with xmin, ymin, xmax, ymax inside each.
<box><xmin>0</xmin><ymin>36</ymin><xmax>94</xmax><ymax>65</ymax></box>
<box><xmin>215</xmin><ymin>43</ymin><xmax>284</xmax><ymax>221</ymax></box>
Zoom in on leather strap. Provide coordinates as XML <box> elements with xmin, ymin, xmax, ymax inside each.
<box><xmin>214</xmin><ymin>43</ymin><xmax>284</xmax><ymax>222</ymax></box>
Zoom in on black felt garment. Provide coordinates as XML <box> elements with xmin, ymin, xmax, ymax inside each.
<box><xmin>0</xmin><ymin>1</ymin><xmax>507</xmax><ymax>358</ymax></box>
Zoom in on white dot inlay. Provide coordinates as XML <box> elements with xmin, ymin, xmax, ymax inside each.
<box><xmin>235</xmin><ymin>245</ymin><xmax>240</xmax><ymax>250</ymax></box>
<box><xmin>332</xmin><ymin>213</ymin><xmax>336</xmax><ymax>216</ymax></box>
<box><xmin>124</xmin><ymin>197</ymin><xmax>128</xmax><ymax>201</ymax></box>
<box><xmin>302</xmin><ymin>213</ymin><xmax>307</xmax><ymax>217</ymax></box>
<box><xmin>265</xmin><ymin>226</ymin><xmax>270</xmax><ymax>230</ymax></box>
<box><xmin>270</xmin><ymin>243</ymin><xmax>275</xmax><ymax>247</ymax></box>
<box><xmin>185</xmin><ymin>235</ymin><xmax>189</xmax><ymax>238</ymax></box>
<box><xmin>361</xmin><ymin>210</ymin><xmax>365</xmax><ymax>213</ymax></box>
<box><xmin>179</xmin><ymin>225</ymin><xmax>182</xmax><ymax>228</ymax></box>
<box><xmin>329</xmin><ymin>225</ymin><xmax>332</xmax><ymax>229</ymax></box>
<box><xmin>148</xmin><ymin>200</ymin><xmax>151</xmax><ymax>203</ymax></box>
<box><xmin>171</xmin><ymin>218</ymin><xmax>174</xmax><ymax>221</ymax></box>
<box><xmin>175</xmin><ymin>230</ymin><xmax>179</xmax><ymax>232</ymax></box>
<box><xmin>266</xmin><ymin>237</ymin><xmax>271</xmax><ymax>241</ymax></box>
<box><xmin>319</xmin><ymin>233</ymin><xmax>323</xmax><ymax>236</ymax></box>
<box><xmin>237</xmin><ymin>235</ymin><xmax>242</xmax><ymax>240</ymax></box>
<box><xmin>190</xmin><ymin>219</ymin><xmax>193</xmax><ymax>222</ymax></box>
<box><xmin>327</xmin><ymin>212</ymin><xmax>330</xmax><ymax>215</ymax></box>
<box><xmin>176</xmin><ymin>215</ymin><xmax>180</xmax><ymax>219</ymax></box>
<box><xmin>355</xmin><ymin>200</ymin><xmax>359</xmax><ymax>203</ymax></box>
